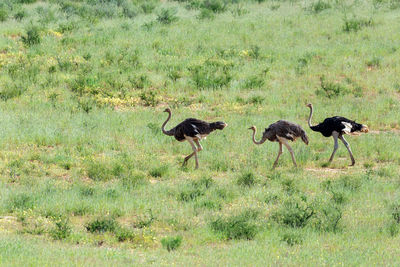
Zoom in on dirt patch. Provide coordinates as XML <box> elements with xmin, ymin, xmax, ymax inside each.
<box><xmin>369</xmin><ymin>129</ymin><xmax>400</xmax><ymax>134</ymax></box>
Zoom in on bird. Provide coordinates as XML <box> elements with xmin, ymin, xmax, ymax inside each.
<box><xmin>161</xmin><ymin>108</ymin><xmax>227</xmax><ymax>169</ymax></box>
<box><xmin>306</xmin><ymin>103</ymin><xmax>369</xmax><ymax>166</ymax></box>
<box><xmin>248</xmin><ymin>120</ymin><xmax>309</xmax><ymax>169</ymax></box>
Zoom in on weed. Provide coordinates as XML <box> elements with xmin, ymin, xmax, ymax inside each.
<box><xmin>210</xmin><ymin>210</ymin><xmax>259</xmax><ymax>240</ymax></box>
<box><xmin>237</xmin><ymin>171</ymin><xmax>257</xmax><ymax>187</ymax></box>
<box><xmin>0</xmin><ymin>8</ymin><xmax>8</xmax><ymax>22</ymax></box>
<box><xmin>7</xmin><ymin>193</ymin><xmax>35</xmax><ymax>212</ymax></box>
<box><xmin>317</xmin><ymin>76</ymin><xmax>349</xmax><ymax>98</ymax></box>
<box><xmin>308</xmin><ymin>0</ymin><xmax>331</xmax><ymax>13</ymax></box>
<box><xmin>115</xmin><ymin>227</ymin><xmax>135</xmax><ymax>242</ymax></box>
<box><xmin>161</xmin><ymin>235</ymin><xmax>182</xmax><ymax>251</ymax></box>
<box><xmin>272</xmin><ymin>197</ymin><xmax>314</xmax><ymax>228</ymax></box>
<box><xmin>343</xmin><ymin>17</ymin><xmax>373</xmax><ymax>32</ymax></box>
<box><xmin>85</xmin><ymin>217</ymin><xmax>118</xmax><ymax>233</ymax></box>
<box><xmin>311</xmin><ymin>203</ymin><xmax>342</xmax><ymax>232</ymax></box>
<box><xmin>140</xmin><ymin>91</ymin><xmax>159</xmax><ymax>107</ymax></box>
<box><xmin>21</xmin><ymin>25</ymin><xmax>41</xmax><ymax>46</ymax></box>
<box><xmin>388</xmin><ymin>221</ymin><xmax>399</xmax><ymax>237</ymax></box>
<box><xmin>178</xmin><ymin>187</ymin><xmax>204</xmax><ymax>202</ymax></box>
<box><xmin>149</xmin><ymin>165</ymin><xmax>168</xmax><ymax>178</ymax></box>
<box><xmin>281</xmin><ymin>230</ymin><xmax>303</xmax><ymax>246</ymax></box>
<box><xmin>132</xmin><ymin>209</ymin><xmax>155</xmax><ymax>228</ymax></box>
<box><xmin>366</xmin><ymin>56</ymin><xmax>382</xmax><ymax>68</ymax></box>
<box><xmin>157</xmin><ymin>8</ymin><xmax>178</xmax><ymax>25</ymax></box>
<box><xmin>50</xmin><ymin>217</ymin><xmax>71</xmax><ymax>240</ymax></box>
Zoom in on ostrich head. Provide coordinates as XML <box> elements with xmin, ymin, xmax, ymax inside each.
<box><xmin>306</xmin><ymin>103</ymin><xmax>312</xmax><ymax>108</ymax></box>
<box><xmin>163</xmin><ymin>108</ymin><xmax>171</xmax><ymax>113</ymax></box>
<box><xmin>248</xmin><ymin>126</ymin><xmax>256</xmax><ymax>131</ymax></box>
<box><xmin>214</xmin><ymin>121</ymin><xmax>228</xmax><ymax>130</ymax></box>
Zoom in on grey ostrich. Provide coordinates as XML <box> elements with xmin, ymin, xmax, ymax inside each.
<box><xmin>161</xmin><ymin>108</ymin><xmax>227</xmax><ymax>169</ymax></box>
<box><xmin>248</xmin><ymin>120</ymin><xmax>309</xmax><ymax>168</ymax></box>
<box><xmin>306</xmin><ymin>103</ymin><xmax>368</xmax><ymax>166</ymax></box>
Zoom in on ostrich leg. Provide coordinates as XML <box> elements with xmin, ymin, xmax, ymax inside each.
<box><xmin>339</xmin><ymin>135</ymin><xmax>355</xmax><ymax>166</ymax></box>
<box><xmin>182</xmin><ymin>139</ymin><xmax>202</xmax><ymax>167</ymax></box>
<box><xmin>272</xmin><ymin>142</ymin><xmax>283</xmax><ymax>169</ymax></box>
<box><xmin>183</xmin><ymin>138</ymin><xmax>200</xmax><ymax>169</ymax></box>
<box><xmin>279</xmin><ymin>137</ymin><xmax>297</xmax><ymax>167</ymax></box>
<box><xmin>328</xmin><ymin>131</ymin><xmax>339</xmax><ymax>163</ymax></box>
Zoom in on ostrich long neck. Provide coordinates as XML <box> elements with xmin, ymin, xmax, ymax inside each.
<box><xmin>162</xmin><ymin>111</ymin><xmax>174</xmax><ymax>136</ymax></box>
<box><xmin>251</xmin><ymin>129</ymin><xmax>267</xmax><ymax>145</ymax></box>
<box><xmin>307</xmin><ymin>106</ymin><xmax>314</xmax><ymax>128</ymax></box>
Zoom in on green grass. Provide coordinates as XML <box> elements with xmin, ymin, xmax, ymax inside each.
<box><xmin>0</xmin><ymin>0</ymin><xmax>400</xmax><ymax>265</ymax></box>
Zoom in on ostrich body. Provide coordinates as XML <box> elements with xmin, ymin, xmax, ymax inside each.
<box><xmin>161</xmin><ymin>108</ymin><xmax>227</xmax><ymax>169</ymax></box>
<box><xmin>306</xmin><ymin>103</ymin><xmax>368</xmax><ymax>166</ymax></box>
<box><xmin>249</xmin><ymin>120</ymin><xmax>309</xmax><ymax>169</ymax></box>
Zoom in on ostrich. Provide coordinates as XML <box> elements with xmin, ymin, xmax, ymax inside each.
<box><xmin>248</xmin><ymin>120</ymin><xmax>309</xmax><ymax>169</ymax></box>
<box><xmin>306</xmin><ymin>103</ymin><xmax>369</xmax><ymax>166</ymax></box>
<box><xmin>161</xmin><ymin>108</ymin><xmax>227</xmax><ymax>169</ymax></box>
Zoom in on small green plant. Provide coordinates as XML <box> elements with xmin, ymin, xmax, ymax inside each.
<box><xmin>317</xmin><ymin>76</ymin><xmax>349</xmax><ymax>98</ymax></box>
<box><xmin>14</xmin><ymin>9</ymin><xmax>27</xmax><ymax>21</ymax></box>
<box><xmin>157</xmin><ymin>8</ymin><xmax>178</xmax><ymax>25</ymax></box>
<box><xmin>210</xmin><ymin>210</ymin><xmax>259</xmax><ymax>240</ymax></box>
<box><xmin>21</xmin><ymin>25</ymin><xmax>41</xmax><ymax>46</ymax></box>
<box><xmin>343</xmin><ymin>17</ymin><xmax>373</xmax><ymax>32</ymax></box>
<box><xmin>281</xmin><ymin>231</ymin><xmax>303</xmax><ymax>246</ymax></box>
<box><xmin>149</xmin><ymin>165</ymin><xmax>168</xmax><ymax>178</ymax></box>
<box><xmin>85</xmin><ymin>217</ymin><xmax>118</xmax><ymax>233</ymax></box>
<box><xmin>140</xmin><ymin>91</ymin><xmax>159</xmax><ymax>107</ymax></box>
<box><xmin>0</xmin><ymin>8</ymin><xmax>8</xmax><ymax>22</ymax></box>
<box><xmin>50</xmin><ymin>217</ymin><xmax>71</xmax><ymax>240</ymax></box>
<box><xmin>115</xmin><ymin>227</ymin><xmax>135</xmax><ymax>242</ymax></box>
<box><xmin>366</xmin><ymin>56</ymin><xmax>382</xmax><ymax>68</ymax></box>
<box><xmin>178</xmin><ymin>187</ymin><xmax>204</xmax><ymax>202</ymax></box>
<box><xmin>197</xmin><ymin>8</ymin><xmax>215</xmax><ymax>19</ymax></box>
<box><xmin>161</xmin><ymin>235</ymin><xmax>182</xmax><ymax>251</ymax></box>
<box><xmin>7</xmin><ymin>193</ymin><xmax>35</xmax><ymax>212</ymax></box>
<box><xmin>272</xmin><ymin>197</ymin><xmax>314</xmax><ymax>228</ymax></box>
<box><xmin>237</xmin><ymin>171</ymin><xmax>257</xmax><ymax>187</ymax></box>
<box><xmin>201</xmin><ymin>0</ymin><xmax>227</xmax><ymax>13</ymax></box>
<box><xmin>308</xmin><ymin>0</ymin><xmax>331</xmax><ymax>13</ymax></box>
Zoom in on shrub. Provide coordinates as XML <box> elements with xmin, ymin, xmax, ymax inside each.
<box><xmin>210</xmin><ymin>210</ymin><xmax>259</xmax><ymax>240</ymax></box>
<box><xmin>21</xmin><ymin>25</ymin><xmax>41</xmax><ymax>46</ymax></box>
<box><xmin>0</xmin><ymin>8</ymin><xmax>8</xmax><ymax>22</ymax></box>
<box><xmin>141</xmin><ymin>2</ymin><xmax>156</xmax><ymax>14</ymax></box>
<box><xmin>149</xmin><ymin>165</ymin><xmax>168</xmax><ymax>178</ymax></box>
<box><xmin>140</xmin><ymin>91</ymin><xmax>159</xmax><ymax>107</ymax></box>
<box><xmin>391</xmin><ymin>203</ymin><xmax>400</xmax><ymax>223</ymax></box>
<box><xmin>237</xmin><ymin>171</ymin><xmax>256</xmax><ymax>187</ymax></box>
<box><xmin>366</xmin><ymin>56</ymin><xmax>382</xmax><ymax>68</ymax></box>
<box><xmin>86</xmin><ymin>160</ymin><xmax>110</xmax><ymax>181</ymax></box>
<box><xmin>343</xmin><ymin>17</ymin><xmax>373</xmax><ymax>32</ymax></box>
<box><xmin>242</xmin><ymin>76</ymin><xmax>264</xmax><ymax>89</ymax></box>
<box><xmin>311</xmin><ymin>203</ymin><xmax>342</xmax><ymax>232</ymax></box>
<box><xmin>115</xmin><ymin>227</ymin><xmax>135</xmax><ymax>242</ymax></box>
<box><xmin>7</xmin><ymin>193</ymin><xmax>35</xmax><ymax>212</ymax></box>
<box><xmin>190</xmin><ymin>59</ymin><xmax>233</xmax><ymax>90</ymax></box>
<box><xmin>157</xmin><ymin>8</ymin><xmax>178</xmax><ymax>24</ymax></box>
<box><xmin>316</xmin><ymin>76</ymin><xmax>349</xmax><ymax>98</ymax></box>
<box><xmin>178</xmin><ymin>187</ymin><xmax>204</xmax><ymax>202</ymax></box>
<box><xmin>197</xmin><ymin>8</ymin><xmax>215</xmax><ymax>20</ymax></box>
<box><xmin>161</xmin><ymin>235</ymin><xmax>182</xmax><ymax>251</ymax></box>
<box><xmin>0</xmin><ymin>82</ymin><xmax>26</xmax><ymax>101</ymax></box>
<box><xmin>50</xmin><ymin>217</ymin><xmax>71</xmax><ymax>240</ymax></box>
<box><xmin>388</xmin><ymin>221</ymin><xmax>399</xmax><ymax>237</ymax></box>
<box><xmin>85</xmin><ymin>217</ymin><xmax>118</xmax><ymax>233</ymax></box>
<box><xmin>272</xmin><ymin>197</ymin><xmax>314</xmax><ymax>228</ymax></box>
<box><xmin>14</xmin><ymin>9</ymin><xmax>26</xmax><ymax>21</ymax></box>
<box><xmin>201</xmin><ymin>0</ymin><xmax>227</xmax><ymax>13</ymax></box>
<box><xmin>281</xmin><ymin>231</ymin><xmax>303</xmax><ymax>246</ymax></box>
<box><xmin>308</xmin><ymin>0</ymin><xmax>331</xmax><ymax>13</ymax></box>
<box><xmin>122</xmin><ymin>173</ymin><xmax>146</xmax><ymax>190</ymax></box>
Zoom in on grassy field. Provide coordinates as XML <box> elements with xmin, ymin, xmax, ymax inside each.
<box><xmin>0</xmin><ymin>0</ymin><xmax>400</xmax><ymax>265</ymax></box>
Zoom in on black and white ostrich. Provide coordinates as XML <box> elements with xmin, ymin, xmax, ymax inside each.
<box><xmin>248</xmin><ymin>120</ymin><xmax>309</xmax><ymax>168</ymax></box>
<box><xmin>306</xmin><ymin>103</ymin><xmax>369</xmax><ymax>166</ymax></box>
<box><xmin>161</xmin><ymin>108</ymin><xmax>227</xmax><ymax>169</ymax></box>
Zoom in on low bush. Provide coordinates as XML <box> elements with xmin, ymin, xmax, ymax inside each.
<box><xmin>115</xmin><ymin>227</ymin><xmax>135</xmax><ymax>242</ymax></box>
<box><xmin>50</xmin><ymin>217</ymin><xmax>71</xmax><ymax>240</ymax></box>
<box><xmin>21</xmin><ymin>25</ymin><xmax>41</xmax><ymax>46</ymax></box>
<box><xmin>210</xmin><ymin>210</ymin><xmax>259</xmax><ymax>240</ymax></box>
<box><xmin>271</xmin><ymin>197</ymin><xmax>314</xmax><ymax>228</ymax></box>
<box><xmin>157</xmin><ymin>8</ymin><xmax>178</xmax><ymax>24</ymax></box>
<box><xmin>237</xmin><ymin>171</ymin><xmax>257</xmax><ymax>187</ymax></box>
<box><xmin>281</xmin><ymin>230</ymin><xmax>303</xmax><ymax>246</ymax></box>
<box><xmin>85</xmin><ymin>217</ymin><xmax>118</xmax><ymax>233</ymax></box>
<box><xmin>161</xmin><ymin>235</ymin><xmax>182</xmax><ymax>251</ymax></box>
